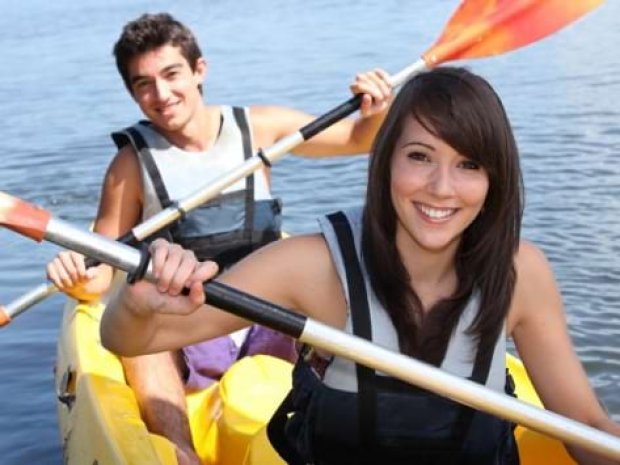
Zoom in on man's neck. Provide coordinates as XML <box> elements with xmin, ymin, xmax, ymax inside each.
<box><xmin>156</xmin><ymin>105</ymin><xmax>221</xmax><ymax>152</ymax></box>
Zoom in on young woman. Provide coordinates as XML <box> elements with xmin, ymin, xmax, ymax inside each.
<box><xmin>101</xmin><ymin>67</ymin><xmax>620</xmax><ymax>465</ymax></box>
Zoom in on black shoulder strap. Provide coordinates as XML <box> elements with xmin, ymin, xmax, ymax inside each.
<box><xmin>326</xmin><ymin>211</ymin><xmax>376</xmax><ymax>463</ymax></box>
<box><xmin>232</xmin><ymin>106</ymin><xmax>256</xmax><ymax>235</ymax></box>
<box><xmin>124</xmin><ymin>124</ymin><xmax>173</xmax><ymax>208</ymax></box>
<box><xmin>450</xmin><ymin>306</ymin><xmax>497</xmax><ymax>441</ymax></box>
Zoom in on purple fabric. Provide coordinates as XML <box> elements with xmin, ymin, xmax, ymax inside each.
<box><xmin>182</xmin><ymin>325</ymin><xmax>297</xmax><ymax>392</ymax></box>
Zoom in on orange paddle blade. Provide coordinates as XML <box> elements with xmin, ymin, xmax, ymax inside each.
<box><xmin>0</xmin><ymin>307</ymin><xmax>10</xmax><ymax>327</ymax></box>
<box><xmin>0</xmin><ymin>192</ymin><xmax>50</xmax><ymax>242</ymax></box>
<box><xmin>423</xmin><ymin>0</ymin><xmax>604</xmax><ymax>66</ymax></box>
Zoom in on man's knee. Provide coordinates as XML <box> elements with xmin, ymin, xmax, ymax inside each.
<box><xmin>122</xmin><ymin>350</ymin><xmax>188</xmax><ymax>389</ymax></box>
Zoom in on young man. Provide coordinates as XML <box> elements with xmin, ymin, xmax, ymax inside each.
<box><xmin>47</xmin><ymin>12</ymin><xmax>392</xmax><ymax>465</ymax></box>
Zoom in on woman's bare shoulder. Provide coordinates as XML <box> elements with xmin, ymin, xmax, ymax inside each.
<box><xmin>508</xmin><ymin>239</ymin><xmax>561</xmax><ymax>334</ymax></box>
<box><xmin>223</xmin><ymin>233</ymin><xmax>346</xmax><ymax>323</ymax></box>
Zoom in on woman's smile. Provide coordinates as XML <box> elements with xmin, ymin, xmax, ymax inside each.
<box><xmin>414</xmin><ymin>202</ymin><xmax>458</xmax><ymax>222</ymax></box>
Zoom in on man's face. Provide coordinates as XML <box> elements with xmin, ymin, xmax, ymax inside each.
<box><xmin>127</xmin><ymin>44</ymin><xmax>206</xmax><ymax>132</ymax></box>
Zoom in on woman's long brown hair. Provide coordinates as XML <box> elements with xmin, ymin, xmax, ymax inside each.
<box><xmin>362</xmin><ymin>67</ymin><xmax>523</xmax><ymax>366</ymax></box>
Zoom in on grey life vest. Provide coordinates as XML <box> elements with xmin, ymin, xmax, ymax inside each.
<box><xmin>111</xmin><ymin>106</ymin><xmax>282</xmax><ymax>267</ymax></box>
<box><xmin>268</xmin><ymin>208</ymin><xmax>519</xmax><ymax>465</ymax></box>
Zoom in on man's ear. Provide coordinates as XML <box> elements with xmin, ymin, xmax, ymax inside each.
<box><xmin>195</xmin><ymin>57</ymin><xmax>208</xmax><ymax>81</ymax></box>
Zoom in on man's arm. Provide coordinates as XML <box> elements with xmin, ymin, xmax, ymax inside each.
<box><xmin>46</xmin><ymin>146</ymin><xmax>143</xmax><ymax>300</ymax></box>
<box><xmin>249</xmin><ymin>69</ymin><xmax>393</xmax><ymax>157</ymax></box>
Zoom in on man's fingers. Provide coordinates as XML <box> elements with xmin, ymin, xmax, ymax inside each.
<box><xmin>47</xmin><ymin>257</ymin><xmax>75</xmax><ymax>289</ymax></box>
<box><xmin>58</xmin><ymin>252</ymin><xmax>80</xmax><ymax>282</ymax></box>
<box><xmin>70</xmin><ymin>252</ymin><xmax>87</xmax><ymax>278</ymax></box>
<box><xmin>351</xmin><ymin>68</ymin><xmax>393</xmax><ymax>117</ymax></box>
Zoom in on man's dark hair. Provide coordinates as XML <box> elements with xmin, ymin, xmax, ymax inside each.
<box><xmin>113</xmin><ymin>13</ymin><xmax>203</xmax><ymax>93</ymax></box>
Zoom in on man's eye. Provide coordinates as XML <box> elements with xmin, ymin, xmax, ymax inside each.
<box><xmin>133</xmin><ymin>81</ymin><xmax>150</xmax><ymax>91</ymax></box>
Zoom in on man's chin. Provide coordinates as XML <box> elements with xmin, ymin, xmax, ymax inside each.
<box><xmin>152</xmin><ymin>117</ymin><xmax>183</xmax><ymax>132</ymax></box>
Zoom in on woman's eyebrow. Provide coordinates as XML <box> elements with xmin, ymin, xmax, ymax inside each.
<box><xmin>399</xmin><ymin>141</ymin><xmax>435</xmax><ymax>151</ymax></box>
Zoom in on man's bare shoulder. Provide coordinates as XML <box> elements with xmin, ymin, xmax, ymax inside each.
<box><xmin>106</xmin><ymin>144</ymin><xmax>141</xmax><ymax>181</ymax></box>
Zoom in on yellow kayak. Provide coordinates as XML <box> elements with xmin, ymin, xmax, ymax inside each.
<box><xmin>55</xmin><ymin>298</ymin><xmax>575</xmax><ymax>465</ymax></box>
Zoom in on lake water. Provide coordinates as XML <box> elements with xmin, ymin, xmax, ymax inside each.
<box><xmin>1</xmin><ymin>0</ymin><xmax>619</xmax><ymax>463</ymax></box>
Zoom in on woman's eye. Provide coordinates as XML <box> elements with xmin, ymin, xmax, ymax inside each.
<box><xmin>459</xmin><ymin>160</ymin><xmax>481</xmax><ymax>170</ymax></box>
<box><xmin>407</xmin><ymin>151</ymin><xmax>429</xmax><ymax>163</ymax></box>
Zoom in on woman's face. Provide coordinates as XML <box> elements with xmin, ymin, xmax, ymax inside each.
<box><xmin>390</xmin><ymin>115</ymin><xmax>489</xmax><ymax>256</ymax></box>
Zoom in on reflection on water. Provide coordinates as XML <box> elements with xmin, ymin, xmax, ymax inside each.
<box><xmin>0</xmin><ymin>0</ymin><xmax>619</xmax><ymax>462</ymax></box>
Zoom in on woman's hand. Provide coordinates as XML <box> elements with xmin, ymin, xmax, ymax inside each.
<box><xmin>122</xmin><ymin>239</ymin><xmax>219</xmax><ymax>317</ymax></box>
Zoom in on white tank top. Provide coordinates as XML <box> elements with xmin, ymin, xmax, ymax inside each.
<box><xmin>113</xmin><ymin>106</ymin><xmax>272</xmax><ymax>220</ymax></box>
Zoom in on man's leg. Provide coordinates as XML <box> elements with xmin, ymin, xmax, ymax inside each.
<box><xmin>122</xmin><ymin>351</ymin><xmax>201</xmax><ymax>465</ymax></box>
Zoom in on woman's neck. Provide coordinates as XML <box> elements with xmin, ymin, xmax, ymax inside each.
<box><xmin>396</xmin><ymin>232</ymin><xmax>459</xmax><ymax>309</ymax></box>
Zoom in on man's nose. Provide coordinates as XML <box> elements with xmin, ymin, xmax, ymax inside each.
<box><xmin>154</xmin><ymin>79</ymin><xmax>172</xmax><ymax>100</ymax></box>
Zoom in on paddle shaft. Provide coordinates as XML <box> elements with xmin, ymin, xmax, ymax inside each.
<box><xmin>0</xmin><ymin>283</ymin><xmax>57</xmax><ymax>324</ymax></box>
<box><xmin>37</xmin><ymin>214</ymin><xmax>620</xmax><ymax>461</ymax></box>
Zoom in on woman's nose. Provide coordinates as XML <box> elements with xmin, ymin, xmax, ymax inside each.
<box><xmin>428</xmin><ymin>165</ymin><xmax>455</xmax><ymax>197</ymax></box>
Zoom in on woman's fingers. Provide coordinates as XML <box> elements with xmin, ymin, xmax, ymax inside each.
<box><xmin>149</xmin><ymin>239</ymin><xmax>219</xmax><ymax>298</ymax></box>
<box><xmin>187</xmin><ymin>261</ymin><xmax>219</xmax><ymax>305</ymax></box>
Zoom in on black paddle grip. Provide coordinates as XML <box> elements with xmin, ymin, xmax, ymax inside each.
<box><xmin>300</xmin><ymin>94</ymin><xmax>363</xmax><ymax>140</ymax></box>
<box><xmin>198</xmin><ymin>281</ymin><xmax>307</xmax><ymax>339</ymax></box>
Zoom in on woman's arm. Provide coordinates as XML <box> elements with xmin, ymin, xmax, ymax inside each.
<box><xmin>509</xmin><ymin>241</ymin><xmax>620</xmax><ymax>464</ymax></box>
<box><xmin>101</xmin><ymin>233</ymin><xmax>344</xmax><ymax>356</ymax></box>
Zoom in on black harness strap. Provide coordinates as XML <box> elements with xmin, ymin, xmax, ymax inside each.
<box><xmin>327</xmin><ymin>211</ymin><xmax>376</xmax><ymax>464</ymax></box>
<box><xmin>124</xmin><ymin>124</ymin><xmax>174</xmax><ymax>209</ymax></box>
<box><xmin>328</xmin><ymin>211</ymin><xmax>495</xmax><ymax>453</ymax></box>
<box><xmin>450</xmin><ymin>327</ymin><xmax>496</xmax><ymax>443</ymax></box>
<box><xmin>232</xmin><ymin>106</ymin><xmax>256</xmax><ymax>241</ymax></box>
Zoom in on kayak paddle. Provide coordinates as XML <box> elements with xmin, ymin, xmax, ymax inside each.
<box><xmin>0</xmin><ymin>0</ymin><xmax>605</xmax><ymax>326</ymax></box>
